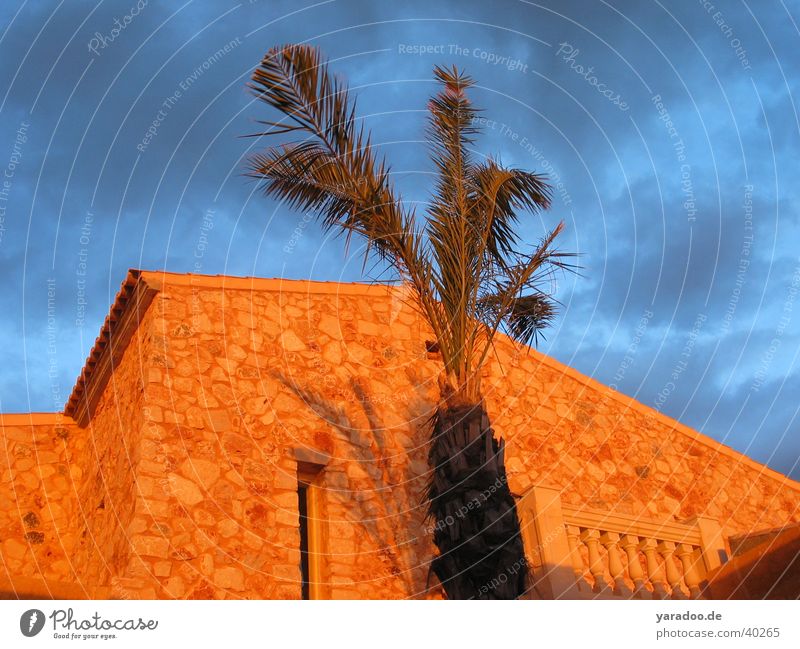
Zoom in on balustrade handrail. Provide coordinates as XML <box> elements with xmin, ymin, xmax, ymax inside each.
<box><xmin>560</xmin><ymin>504</ymin><xmax>703</xmax><ymax>547</ymax></box>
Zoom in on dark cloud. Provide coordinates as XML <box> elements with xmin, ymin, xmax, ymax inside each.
<box><xmin>0</xmin><ymin>0</ymin><xmax>798</xmax><ymax>478</ymax></box>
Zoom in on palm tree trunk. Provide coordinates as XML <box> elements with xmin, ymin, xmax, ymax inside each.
<box><xmin>427</xmin><ymin>402</ymin><xmax>528</xmax><ymax>599</ymax></box>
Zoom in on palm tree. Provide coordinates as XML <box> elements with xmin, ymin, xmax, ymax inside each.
<box><xmin>246</xmin><ymin>45</ymin><xmax>573</xmax><ymax>599</ymax></box>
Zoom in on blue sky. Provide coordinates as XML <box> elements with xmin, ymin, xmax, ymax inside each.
<box><xmin>0</xmin><ymin>0</ymin><xmax>798</xmax><ymax>478</ymax></box>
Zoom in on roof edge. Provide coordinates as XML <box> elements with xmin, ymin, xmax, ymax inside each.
<box><xmin>140</xmin><ymin>269</ymin><xmax>407</xmax><ymax>296</ymax></box>
<box><xmin>64</xmin><ymin>269</ymin><xmax>158</xmax><ymax>426</ymax></box>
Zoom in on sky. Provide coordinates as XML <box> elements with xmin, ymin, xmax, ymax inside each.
<box><xmin>0</xmin><ymin>0</ymin><xmax>798</xmax><ymax>478</ymax></box>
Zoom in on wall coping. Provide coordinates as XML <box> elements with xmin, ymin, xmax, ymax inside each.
<box><xmin>0</xmin><ymin>412</ymin><xmax>77</xmax><ymax>426</ymax></box>
<box><xmin>140</xmin><ymin>269</ymin><xmax>407</xmax><ymax>297</ymax></box>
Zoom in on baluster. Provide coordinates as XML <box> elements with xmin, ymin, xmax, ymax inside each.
<box><xmin>622</xmin><ymin>534</ymin><xmax>648</xmax><ymax>598</ymax></box>
<box><xmin>658</xmin><ymin>541</ymin><xmax>686</xmax><ymax>599</ymax></box>
<box><xmin>639</xmin><ymin>538</ymin><xmax>669</xmax><ymax>599</ymax></box>
<box><xmin>565</xmin><ymin>525</ymin><xmax>588</xmax><ymax>591</ymax></box>
<box><xmin>677</xmin><ymin>543</ymin><xmax>703</xmax><ymax>599</ymax></box>
<box><xmin>580</xmin><ymin>529</ymin><xmax>608</xmax><ymax>594</ymax></box>
<box><xmin>600</xmin><ymin>531</ymin><xmax>631</xmax><ymax>596</ymax></box>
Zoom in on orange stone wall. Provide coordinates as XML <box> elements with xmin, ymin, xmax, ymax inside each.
<box><xmin>1</xmin><ymin>271</ymin><xmax>799</xmax><ymax>599</ymax></box>
<box><xmin>122</xmin><ymin>278</ymin><xmax>438</xmax><ymax>599</ymax></box>
<box><xmin>481</xmin><ymin>347</ymin><xmax>800</xmax><ymax>533</ymax></box>
<box><xmin>71</xmin><ymin>305</ymin><xmax>155</xmax><ymax>596</ymax></box>
<box><xmin>0</xmin><ymin>415</ymin><xmax>82</xmax><ymax>592</ymax></box>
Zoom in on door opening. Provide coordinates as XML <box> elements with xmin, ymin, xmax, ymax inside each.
<box><xmin>297</xmin><ymin>463</ymin><xmax>324</xmax><ymax>599</ymax></box>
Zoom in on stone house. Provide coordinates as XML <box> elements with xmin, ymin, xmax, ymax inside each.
<box><xmin>1</xmin><ymin>269</ymin><xmax>798</xmax><ymax>599</ymax></box>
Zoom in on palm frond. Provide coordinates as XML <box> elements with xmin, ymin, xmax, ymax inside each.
<box><xmin>423</xmin><ymin>66</ymin><xmax>483</xmax><ymax>385</ymax></box>
<box><xmin>248</xmin><ymin>44</ymin><xmax>356</xmax><ymax>152</ymax></box>
<box><xmin>467</xmin><ymin>160</ymin><xmax>551</xmax><ymax>264</ymax></box>
<box><xmin>473</xmin><ymin>222</ymin><xmax>577</xmax><ymax>369</ymax></box>
<box><xmin>478</xmin><ymin>293</ymin><xmax>558</xmax><ymax>346</ymax></box>
<box><xmin>247</xmin><ymin>45</ymin><xmax>417</xmax><ymax>268</ymax></box>
<box><xmin>247</xmin><ymin>142</ymin><xmax>351</xmax><ymax>219</ymax></box>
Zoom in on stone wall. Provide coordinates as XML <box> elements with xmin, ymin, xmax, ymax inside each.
<box><xmin>480</xmin><ymin>341</ymin><xmax>800</xmax><ymax>535</ymax></box>
<box><xmin>1</xmin><ymin>270</ymin><xmax>798</xmax><ymax>599</ymax></box>
<box><xmin>0</xmin><ymin>414</ymin><xmax>82</xmax><ymax>595</ymax></box>
<box><xmin>70</xmin><ymin>304</ymin><xmax>155</xmax><ymax>596</ymax></box>
<box><xmin>121</xmin><ymin>278</ymin><xmax>438</xmax><ymax>599</ymax></box>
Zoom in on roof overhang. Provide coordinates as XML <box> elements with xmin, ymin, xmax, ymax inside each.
<box><xmin>64</xmin><ymin>269</ymin><xmax>158</xmax><ymax>427</ymax></box>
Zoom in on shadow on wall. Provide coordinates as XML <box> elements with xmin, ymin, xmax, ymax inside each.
<box><xmin>273</xmin><ymin>369</ymin><xmax>443</xmax><ymax>597</ymax></box>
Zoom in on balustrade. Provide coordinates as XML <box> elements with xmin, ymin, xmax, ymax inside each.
<box><xmin>518</xmin><ymin>485</ymin><xmax>728</xmax><ymax>600</ymax></box>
